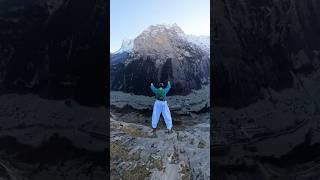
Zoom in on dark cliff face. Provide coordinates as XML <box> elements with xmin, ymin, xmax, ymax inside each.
<box><xmin>0</xmin><ymin>0</ymin><xmax>108</xmax><ymax>106</ymax></box>
<box><xmin>110</xmin><ymin>52</ymin><xmax>129</xmax><ymax>65</ymax></box>
<box><xmin>111</xmin><ymin>50</ymin><xmax>210</xmax><ymax>96</ymax></box>
<box><xmin>111</xmin><ymin>56</ymin><xmax>159</xmax><ymax>96</ymax></box>
<box><xmin>213</xmin><ymin>0</ymin><xmax>320</xmax><ymax>108</ymax></box>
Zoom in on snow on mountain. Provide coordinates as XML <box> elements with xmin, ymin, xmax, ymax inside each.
<box><xmin>183</xmin><ymin>35</ymin><xmax>210</xmax><ymax>53</ymax></box>
<box><xmin>113</xmin><ymin>38</ymin><xmax>134</xmax><ymax>54</ymax></box>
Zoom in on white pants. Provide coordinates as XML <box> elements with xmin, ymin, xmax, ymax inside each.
<box><xmin>152</xmin><ymin>100</ymin><xmax>173</xmax><ymax>130</ymax></box>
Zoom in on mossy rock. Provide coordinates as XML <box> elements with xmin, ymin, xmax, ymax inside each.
<box><xmin>111</xmin><ymin>140</ymin><xmax>128</xmax><ymax>160</ymax></box>
<box><xmin>122</xmin><ymin>165</ymin><xmax>150</xmax><ymax>180</ymax></box>
<box><xmin>149</xmin><ymin>155</ymin><xmax>164</xmax><ymax>171</ymax></box>
<box><xmin>111</xmin><ymin>140</ymin><xmax>142</xmax><ymax>161</ymax></box>
<box><xmin>180</xmin><ymin>164</ymin><xmax>192</xmax><ymax>180</ymax></box>
<box><xmin>121</xmin><ymin>126</ymin><xmax>148</xmax><ymax>138</ymax></box>
<box><xmin>198</xmin><ymin>140</ymin><xmax>206</xmax><ymax>148</ymax></box>
<box><xmin>170</xmin><ymin>146</ymin><xmax>179</xmax><ymax>164</ymax></box>
<box><xmin>130</xmin><ymin>150</ymin><xmax>141</xmax><ymax>161</ymax></box>
<box><xmin>153</xmin><ymin>158</ymin><xmax>164</xmax><ymax>171</ymax></box>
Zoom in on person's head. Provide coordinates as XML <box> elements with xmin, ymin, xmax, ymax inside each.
<box><xmin>159</xmin><ymin>83</ymin><xmax>164</xmax><ymax>88</ymax></box>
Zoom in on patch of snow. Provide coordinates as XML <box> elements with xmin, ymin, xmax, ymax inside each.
<box><xmin>182</xmin><ymin>34</ymin><xmax>210</xmax><ymax>52</ymax></box>
<box><xmin>114</xmin><ymin>38</ymin><xmax>134</xmax><ymax>54</ymax></box>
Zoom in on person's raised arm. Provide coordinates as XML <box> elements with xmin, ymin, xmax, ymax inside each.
<box><xmin>164</xmin><ymin>81</ymin><xmax>171</xmax><ymax>94</ymax></box>
<box><xmin>150</xmin><ymin>83</ymin><xmax>157</xmax><ymax>94</ymax></box>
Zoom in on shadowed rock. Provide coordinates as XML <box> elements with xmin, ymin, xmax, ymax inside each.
<box><xmin>0</xmin><ymin>0</ymin><xmax>107</xmax><ymax>106</ymax></box>
<box><xmin>213</xmin><ymin>0</ymin><xmax>320</xmax><ymax>108</ymax></box>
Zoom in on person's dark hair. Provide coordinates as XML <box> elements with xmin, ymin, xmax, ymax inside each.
<box><xmin>159</xmin><ymin>83</ymin><xmax>164</xmax><ymax>88</ymax></box>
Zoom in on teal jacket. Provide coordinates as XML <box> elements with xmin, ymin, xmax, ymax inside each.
<box><xmin>150</xmin><ymin>82</ymin><xmax>171</xmax><ymax>100</ymax></box>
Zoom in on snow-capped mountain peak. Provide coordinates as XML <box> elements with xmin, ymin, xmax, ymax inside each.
<box><xmin>114</xmin><ymin>38</ymin><xmax>134</xmax><ymax>54</ymax></box>
<box><xmin>113</xmin><ymin>24</ymin><xmax>209</xmax><ymax>56</ymax></box>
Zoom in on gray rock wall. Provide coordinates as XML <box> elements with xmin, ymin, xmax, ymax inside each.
<box><xmin>0</xmin><ymin>0</ymin><xmax>108</xmax><ymax>106</ymax></box>
<box><xmin>213</xmin><ymin>0</ymin><xmax>320</xmax><ymax>108</ymax></box>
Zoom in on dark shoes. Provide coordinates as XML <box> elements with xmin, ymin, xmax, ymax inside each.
<box><xmin>152</xmin><ymin>128</ymin><xmax>157</xmax><ymax>137</ymax></box>
<box><xmin>152</xmin><ymin>128</ymin><xmax>172</xmax><ymax>135</ymax></box>
<box><xmin>166</xmin><ymin>129</ymin><xmax>173</xmax><ymax>134</ymax></box>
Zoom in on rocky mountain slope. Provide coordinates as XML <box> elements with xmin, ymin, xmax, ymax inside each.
<box><xmin>110</xmin><ymin>24</ymin><xmax>210</xmax><ymax>96</ymax></box>
<box><xmin>0</xmin><ymin>0</ymin><xmax>107</xmax><ymax>106</ymax></box>
<box><xmin>213</xmin><ymin>0</ymin><xmax>320</xmax><ymax>179</ymax></box>
<box><xmin>213</xmin><ymin>0</ymin><xmax>320</xmax><ymax>108</ymax></box>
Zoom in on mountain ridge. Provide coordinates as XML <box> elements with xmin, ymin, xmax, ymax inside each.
<box><xmin>110</xmin><ymin>24</ymin><xmax>210</xmax><ymax>96</ymax></box>
<box><xmin>112</xmin><ymin>24</ymin><xmax>209</xmax><ymax>56</ymax></box>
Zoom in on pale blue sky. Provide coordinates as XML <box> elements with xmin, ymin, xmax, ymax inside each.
<box><xmin>110</xmin><ymin>0</ymin><xmax>210</xmax><ymax>52</ymax></box>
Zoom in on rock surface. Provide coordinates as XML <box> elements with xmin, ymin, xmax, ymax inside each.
<box><xmin>0</xmin><ymin>94</ymin><xmax>107</xmax><ymax>179</ymax></box>
<box><xmin>0</xmin><ymin>0</ymin><xmax>107</xmax><ymax>106</ymax></box>
<box><xmin>213</xmin><ymin>0</ymin><xmax>320</xmax><ymax>179</ymax></box>
<box><xmin>110</xmin><ymin>117</ymin><xmax>210</xmax><ymax>180</ymax></box>
<box><xmin>213</xmin><ymin>69</ymin><xmax>320</xmax><ymax>179</ymax></box>
<box><xmin>213</xmin><ymin>0</ymin><xmax>320</xmax><ymax>108</ymax></box>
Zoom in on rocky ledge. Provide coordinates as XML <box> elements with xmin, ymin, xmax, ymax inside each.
<box><xmin>110</xmin><ymin>118</ymin><xmax>210</xmax><ymax>180</ymax></box>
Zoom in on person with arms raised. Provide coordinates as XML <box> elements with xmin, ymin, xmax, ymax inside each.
<box><xmin>150</xmin><ymin>81</ymin><xmax>173</xmax><ymax>134</ymax></box>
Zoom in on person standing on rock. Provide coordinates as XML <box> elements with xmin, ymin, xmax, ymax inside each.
<box><xmin>150</xmin><ymin>81</ymin><xmax>173</xmax><ymax>134</ymax></box>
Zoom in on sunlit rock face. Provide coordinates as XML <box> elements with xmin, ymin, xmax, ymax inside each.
<box><xmin>213</xmin><ymin>0</ymin><xmax>320</xmax><ymax>108</ymax></box>
<box><xmin>111</xmin><ymin>24</ymin><xmax>210</xmax><ymax>96</ymax></box>
<box><xmin>0</xmin><ymin>0</ymin><xmax>107</xmax><ymax>106</ymax></box>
